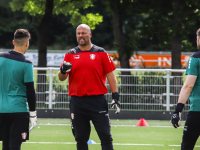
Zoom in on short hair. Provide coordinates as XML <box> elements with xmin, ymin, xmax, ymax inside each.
<box><xmin>14</xmin><ymin>29</ymin><xmax>31</xmax><ymax>46</ymax></box>
<box><xmin>197</xmin><ymin>28</ymin><xmax>200</xmax><ymax>37</ymax></box>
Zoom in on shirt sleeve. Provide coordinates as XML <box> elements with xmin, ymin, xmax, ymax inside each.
<box><xmin>185</xmin><ymin>57</ymin><xmax>198</xmax><ymax>76</ymax></box>
<box><xmin>102</xmin><ymin>52</ymin><xmax>116</xmax><ymax>74</ymax></box>
<box><xmin>25</xmin><ymin>82</ymin><xmax>36</xmax><ymax>111</ymax></box>
<box><xmin>24</xmin><ymin>63</ymin><xmax>34</xmax><ymax>83</ymax></box>
<box><xmin>60</xmin><ymin>53</ymin><xmax>70</xmax><ymax>66</ymax></box>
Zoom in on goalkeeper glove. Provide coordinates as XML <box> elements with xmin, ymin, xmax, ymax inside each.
<box><xmin>111</xmin><ymin>92</ymin><xmax>120</xmax><ymax>114</ymax></box>
<box><xmin>29</xmin><ymin>111</ymin><xmax>37</xmax><ymax>132</ymax></box>
<box><xmin>60</xmin><ymin>61</ymin><xmax>72</xmax><ymax>74</ymax></box>
<box><xmin>171</xmin><ymin>103</ymin><xmax>184</xmax><ymax>128</ymax></box>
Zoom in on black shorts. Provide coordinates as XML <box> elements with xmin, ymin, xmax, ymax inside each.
<box><xmin>0</xmin><ymin>112</ymin><xmax>29</xmax><ymax>142</ymax></box>
<box><xmin>181</xmin><ymin>111</ymin><xmax>200</xmax><ymax>150</ymax></box>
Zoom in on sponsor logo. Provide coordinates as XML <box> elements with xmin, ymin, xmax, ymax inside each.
<box><xmin>172</xmin><ymin>114</ymin><xmax>177</xmax><ymax>118</ymax></box>
<box><xmin>73</xmin><ymin>55</ymin><xmax>80</xmax><ymax>59</ymax></box>
<box><xmin>22</xmin><ymin>132</ymin><xmax>27</xmax><ymax>140</ymax></box>
<box><xmin>90</xmin><ymin>54</ymin><xmax>96</xmax><ymax>60</ymax></box>
<box><xmin>71</xmin><ymin>113</ymin><xmax>74</xmax><ymax>119</ymax></box>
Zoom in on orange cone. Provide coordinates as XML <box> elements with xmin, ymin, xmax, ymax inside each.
<box><xmin>136</xmin><ymin>118</ymin><xmax>149</xmax><ymax>126</ymax></box>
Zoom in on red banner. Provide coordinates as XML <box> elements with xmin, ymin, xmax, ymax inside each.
<box><xmin>109</xmin><ymin>54</ymin><xmax>191</xmax><ymax>68</ymax></box>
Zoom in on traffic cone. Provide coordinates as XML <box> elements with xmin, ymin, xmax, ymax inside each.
<box><xmin>136</xmin><ymin>118</ymin><xmax>149</xmax><ymax>126</ymax></box>
<box><xmin>87</xmin><ymin>140</ymin><xmax>96</xmax><ymax>144</ymax></box>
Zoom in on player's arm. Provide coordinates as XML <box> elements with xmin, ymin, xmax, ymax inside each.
<box><xmin>25</xmin><ymin>82</ymin><xmax>36</xmax><ymax>111</ymax></box>
<box><xmin>58</xmin><ymin>71</ymin><xmax>68</xmax><ymax>81</ymax></box>
<box><xmin>178</xmin><ymin>75</ymin><xmax>197</xmax><ymax>104</ymax></box>
<box><xmin>171</xmin><ymin>75</ymin><xmax>197</xmax><ymax>128</ymax></box>
<box><xmin>25</xmin><ymin>82</ymin><xmax>37</xmax><ymax>132</ymax></box>
<box><xmin>106</xmin><ymin>71</ymin><xmax>118</xmax><ymax>93</ymax></box>
<box><xmin>106</xmin><ymin>71</ymin><xmax>120</xmax><ymax>114</ymax></box>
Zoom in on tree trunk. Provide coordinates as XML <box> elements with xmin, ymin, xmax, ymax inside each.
<box><xmin>36</xmin><ymin>0</ymin><xmax>54</xmax><ymax>103</ymax></box>
<box><xmin>170</xmin><ymin>0</ymin><xmax>183</xmax><ymax>108</ymax></box>
<box><xmin>112</xmin><ymin>5</ymin><xmax>131</xmax><ymax>71</ymax></box>
<box><xmin>171</xmin><ymin>0</ymin><xmax>182</xmax><ymax>72</ymax></box>
<box><xmin>111</xmin><ymin>1</ymin><xmax>132</xmax><ymax>105</ymax></box>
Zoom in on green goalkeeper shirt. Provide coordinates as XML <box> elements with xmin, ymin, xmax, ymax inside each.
<box><xmin>0</xmin><ymin>50</ymin><xmax>34</xmax><ymax>113</ymax></box>
<box><xmin>185</xmin><ymin>51</ymin><xmax>200</xmax><ymax>111</ymax></box>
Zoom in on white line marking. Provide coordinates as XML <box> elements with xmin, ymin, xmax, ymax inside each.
<box><xmin>22</xmin><ymin>142</ymin><xmax>164</xmax><ymax>146</ymax></box>
<box><xmin>37</xmin><ymin>124</ymin><xmax>177</xmax><ymax>128</ymax></box>
<box><xmin>1</xmin><ymin>141</ymin><xmax>200</xmax><ymax>147</ymax></box>
<box><xmin>113</xmin><ymin>143</ymin><xmax>164</xmax><ymax>146</ymax></box>
<box><xmin>169</xmin><ymin>145</ymin><xmax>200</xmax><ymax>147</ymax></box>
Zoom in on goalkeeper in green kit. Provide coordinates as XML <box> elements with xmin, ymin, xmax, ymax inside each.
<box><xmin>171</xmin><ymin>28</ymin><xmax>200</xmax><ymax>150</ymax></box>
<box><xmin>0</xmin><ymin>29</ymin><xmax>37</xmax><ymax>150</ymax></box>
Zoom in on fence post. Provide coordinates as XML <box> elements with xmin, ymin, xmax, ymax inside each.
<box><xmin>48</xmin><ymin>68</ymin><xmax>53</xmax><ymax>109</ymax></box>
<box><xmin>166</xmin><ymin>69</ymin><xmax>170</xmax><ymax>111</ymax></box>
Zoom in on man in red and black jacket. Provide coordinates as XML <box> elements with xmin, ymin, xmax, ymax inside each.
<box><xmin>58</xmin><ymin>24</ymin><xmax>120</xmax><ymax>150</ymax></box>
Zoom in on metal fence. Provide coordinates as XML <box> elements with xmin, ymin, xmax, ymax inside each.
<box><xmin>34</xmin><ymin>68</ymin><xmax>188</xmax><ymax>111</ymax></box>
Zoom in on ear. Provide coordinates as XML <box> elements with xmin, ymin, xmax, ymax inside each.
<box><xmin>12</xmin><ymin>40</ymin><xmax>15</xmax><ymax>46</ymax></box>
<box><xmin>25</xmin><ymin>40</ymin><xmax>29</xmax><ymax>47</ymax></box>
<box><xmin>90</xmin><ymin>32</ymin><xmax>92</xmax><ymax>38</ymax></box>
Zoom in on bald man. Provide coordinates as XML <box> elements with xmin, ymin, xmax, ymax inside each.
<box><xmin>58</xmin><ymin>24</ymin><xmax>120</xmax><ymax>150</ymax></box>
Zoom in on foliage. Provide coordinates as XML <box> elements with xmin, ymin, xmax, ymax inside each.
<box><xmin>1</xmin><ymin>0</ymin><xmax>200</xmax><ymax>52</ymax></box>
<box><xmin>140</xmin><ymin>0</ymin><xmax>200</xmax><ymax>51</ymax></box>
<box><xmin>9</xmin><ymin>0</ymin><xmax>103</xmax><ymax>30</ymax></box>
<box><xmin>182</xmin><ymin>40</ymin><xmax>196</xmax><ymax>52</ymax></box>
<box><xmin>0</xmin><ymin>0</ymin><xmax>33</xmax><ymax>48</ymax></box>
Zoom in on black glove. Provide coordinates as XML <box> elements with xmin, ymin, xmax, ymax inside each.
<box><xmin>171</xmin><ymin>103</ymin><xmax>184</xmax><ymax>128</ymax></box>
<box><xmin>60</xmin><ymin>61</ymin><xmax>72</xmax><ymax>74</ymax></box>
<box><xmin>111</xmin><ymin>92</ymin><xmax>120</xmax><ymax>114</ymax></box>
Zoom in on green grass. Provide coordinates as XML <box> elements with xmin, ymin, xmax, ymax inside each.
<box><xmin>1</xmin><ymin>119</ymin><xmax>200</xmax><ymax>150</ymax></box>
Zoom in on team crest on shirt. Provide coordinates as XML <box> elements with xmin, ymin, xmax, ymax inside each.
<box><xmin>21</xmin><ymin>132</ymin><xmax>27</xmax><ymax>139</ymax></box>
<box><xmin>90</xmin><ymin>54</ymin><xmax>96</xmax><ymax>60</ymax></box>
<box><xmin>71</xmin><ymin>113</ymin><xmax>74</xmax><ymax>119</ymax></box>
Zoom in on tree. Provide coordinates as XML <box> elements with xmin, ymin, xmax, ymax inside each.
<box><xmin>10</xmin><ymin>0</ymin><xmax>103</xmax><ymax>102</ymax></box>
<box><xmin>102</xmin><ymin>0</ymin><xmax>146</xmax><ymax>103</ymax></box>
<box><xmin>0</xmin><ymin>0</ymin><xmax>32</xmax><ymax>48</ymax></box>
<box><xmin>140</xmin><ymin>0</ymin><xmax>200</xmax><ymax>108</ymax></box>
<box><xmin>10</xmin><ymin>0</ymin><xmax>103</xmax><ymax>67</ymax></box>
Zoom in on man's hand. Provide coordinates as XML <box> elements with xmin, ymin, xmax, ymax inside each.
<box><xmin>111</xmin><ymin>92</ymin><xmax>120</xmax><ymax>114</ymax></box>
<box><xmin>29</xmin><ymin>111</ymin><xmax>37</xmax><ymax>132</ymax></box>
<box><xmin>60</xmin><ymin>61</ymin><xmax>72</xmax><ymax>74</ymax></box>
<box><xmin>171</xmin><ymin>103</ymin><xmax>184</xmax><ymax>128</ymax></box>
<box><xmin>171</xmin><ymin>112</ymin><xmax>181</xmax><ymax>128</ymax></box>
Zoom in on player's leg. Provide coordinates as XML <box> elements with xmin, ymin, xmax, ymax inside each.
<box><xmin>2</xmin><ymin>140</ymin><xmax>9</xmax><ymax>150</ymax></box>
<box><xmin>0</xmin><ymin>113</ymin><xmax>10</xmax><ymax>150</ymax></box>
<box><xmin>181</xmin><ymin>112</ymin><xmax>200</xmax><ymax>150</ymax></box>
<box><xmin>90</xmin><ymin>95</ymin><xmax>113</xmax><ymax>150</ymax></box>
<box><xmin>2</xmin><ymin>130</ymin><xmax>9</xmax><ymax>150</ymax></box>
<box><xmin>9</xmin><ymin>113</ymin><xmax>29</xmax><ymax>150</ymax></box>
<box><xmin>70</xmin><ymin>96</ymin><xmax>91</xmax><ymax>150</ymax></box>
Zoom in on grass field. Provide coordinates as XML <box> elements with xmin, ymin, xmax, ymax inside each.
<box><xmin>1</xmin><ymin>119</ymin><xmax>200</xmax><ymax>150</ymax></box>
